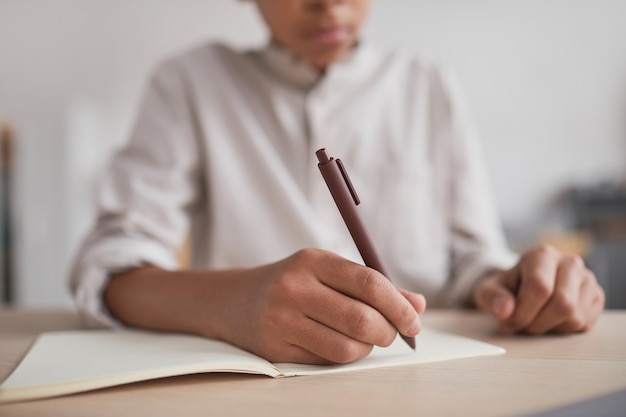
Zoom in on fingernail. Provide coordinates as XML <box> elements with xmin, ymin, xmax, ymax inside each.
<box><xmin>407</xmin><ymin>316</ymin><xmax>421</xmax><ymax>336</ymax></box>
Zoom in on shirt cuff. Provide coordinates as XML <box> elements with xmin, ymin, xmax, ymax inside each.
<box><xmin>69</xmin><ymin>237</ymin><xmax>179</xmax><ymax>328</ymax></box>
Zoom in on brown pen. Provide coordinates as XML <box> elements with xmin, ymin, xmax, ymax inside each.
<box><xmin>316</xmin><ymin>148</ymin><xmax>416</xmax><ymax>350</ymax></box>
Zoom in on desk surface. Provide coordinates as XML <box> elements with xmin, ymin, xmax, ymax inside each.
<box><xmin>0</xmin><ymin>309</ymin><xmax>624</xmax><ymax>417</ymax></box>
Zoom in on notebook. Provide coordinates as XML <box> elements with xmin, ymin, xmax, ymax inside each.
<box><xmin>0</xmin><ymin>328</ymin><xmax>504</xmax><ymax>403</ymax></box>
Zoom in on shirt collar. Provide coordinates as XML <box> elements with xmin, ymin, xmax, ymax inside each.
<box><xmin>259</xmin><ymin>41</ymin><xmax>371</xmax><ymax>91</ymax></box>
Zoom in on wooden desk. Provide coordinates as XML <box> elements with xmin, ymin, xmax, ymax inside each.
<box><xmin>1</xmin><ymin>309</ymin><xmax>624</xmax><ymax>417</ymax></box>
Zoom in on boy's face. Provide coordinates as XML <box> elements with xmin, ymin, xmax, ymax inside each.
<box><xmin>255</xmin><ymin>0</ymin><xmax>371</xmax><ymax>71</ymax></box>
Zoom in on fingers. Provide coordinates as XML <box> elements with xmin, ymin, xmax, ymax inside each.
<box><xmin>317</xmin><ymin>262</ymin><xmax>422</xmax><ymax>339</ymax></box>
<box><xmin>256</xmin><ymin>315</ymin><xmax>371</xmax><ymax>365</ymax></box>
<box><xmin>506</xmin><ymin>246</ymin><xmax>560</xmax><ymax>331</ymax></box>
<box><xmin>522</xmin><ymin>256</ymin><xmax>583</xmax><ymax>334</ymax></box>
<box><xmin>298</xmin><ymin>286</ymin><xmax>426</xmax><ymax>349</ymax></box>
<box><xmin>285</xmin><ymin>317</ymin><xmax>374</xmax><ymax>364</ymax></box>
<box><xmin>472</xmin><ymin>271</ymin><xmax>517</xmax><ymax>320</ymax></box>
<box><xmin>488</xmin><ymin>245</ymin><xmax>606</xmax><ymax>336</ymax></box>
<box><xmin>551</xmin><ymin>270</ymin><xmax>605</xmax><ymax>333</ymax></box>
<box><xmin>299</xmin><ymin>283</ymin><xmax>398</xmax><ymax>347</ymax></box>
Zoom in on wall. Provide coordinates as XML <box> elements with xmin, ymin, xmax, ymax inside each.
<box><xmin>0</xmin><ymin>0</ymin><xmax>625</xmax><ymax>307</ymax></box>
<box><xmin>366</xmin><ymin>1</ymin><xmax>626</xmax><ymax>237</ymax></box>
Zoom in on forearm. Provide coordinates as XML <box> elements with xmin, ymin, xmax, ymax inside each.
<box><xmin>103</xmin><ymin>266</ymin><xmax>243</xmax><ymax>340</ymax></box>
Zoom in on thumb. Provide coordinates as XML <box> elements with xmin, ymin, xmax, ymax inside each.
<box><xmin>473</xmin><ymin>273</ymin><xmax>516</xmax><ymax>320</ymax></box>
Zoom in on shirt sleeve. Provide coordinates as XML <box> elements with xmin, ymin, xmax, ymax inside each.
<box><xmin>69</xmin><ymin>59</ymin><xmax>202</xmax><ymax>327</ymax></box>
<box><xmin>434</xmin><ymin>67</ymin><xmax>519</xmax><ymax>307</ymax></box>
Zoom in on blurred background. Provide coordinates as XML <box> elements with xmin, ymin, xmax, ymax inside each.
<box><xmin>0</xmin><ymin>0</ymin><xmax>625</xmax><ymax>309</ymax></box>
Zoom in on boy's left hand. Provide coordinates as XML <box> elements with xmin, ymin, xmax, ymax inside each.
<box><xmin>472</xmin><ymin>245</ymin><xmax>605</xmax><ymax>334</ymax></box>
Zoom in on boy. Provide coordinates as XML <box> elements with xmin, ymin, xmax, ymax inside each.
<box><xmin>71</xmin><ymin>0</ymin><xmax>604</xmax><ymax>364</ymax></box>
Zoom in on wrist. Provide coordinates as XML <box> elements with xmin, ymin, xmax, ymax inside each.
<box><xmin>104</xmin><ymin>266</ymin><xmax>249</xmax><ymax>342</ymax></box>
<box><xmin>188</xmin><ymin>268</ymin><xmax>248</xmax><ymax>342</ymax></box>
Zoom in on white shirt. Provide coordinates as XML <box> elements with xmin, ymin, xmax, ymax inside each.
<box><xmin>69</xmin><ymin>42</ymin><xmax>517</xmax><ymax>327</ymax></box>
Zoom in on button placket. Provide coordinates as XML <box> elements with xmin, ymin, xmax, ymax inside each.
<box><xmin>305</xmin><ymin>90</ymin><xmax>343</xmax><ymax>252</ymax></box>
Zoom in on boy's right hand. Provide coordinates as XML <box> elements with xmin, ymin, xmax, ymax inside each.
<box><xmin>208</xmin><ymin>248</ymin><xmax>426</xmax><ymax>364</ymax></box>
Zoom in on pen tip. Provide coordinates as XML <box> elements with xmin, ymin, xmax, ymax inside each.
<box><xmin>404</xmin><ymin>336</ymin><xmax>416</xmax><ymax>350</ymax></box>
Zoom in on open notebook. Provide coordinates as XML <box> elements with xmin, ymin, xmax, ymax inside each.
<box><xmin>0</xmin><ymin>328</ymin><xmax>504</xmax><ymax>403</ymax></box>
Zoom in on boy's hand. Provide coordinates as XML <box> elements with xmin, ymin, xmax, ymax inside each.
<box><xmin>472</xmin><ymin>245</ymin><xmax>604</xmax><ymax>335</ymax></box>
<box><xmin>212</xmin><ymin>248</ymin><xmax>426</xmax><ymax>364</ymax></box>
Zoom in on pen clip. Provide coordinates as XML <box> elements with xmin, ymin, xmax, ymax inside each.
<box><xmin>336</xmin><ymin>159</ymin><xmax>360</xmax><ymax>205</ymax></box>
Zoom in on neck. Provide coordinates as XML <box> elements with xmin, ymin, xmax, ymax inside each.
<box><xmin>270</xmin><ymin>38</ymin><xmax>360</xmax><ymax>74</ymax></box>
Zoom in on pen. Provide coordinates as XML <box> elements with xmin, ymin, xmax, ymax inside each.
<box><xmin>315</xmin><ymin>148</ymin><xmax>416</xmax><ymax>350</ymax></box>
